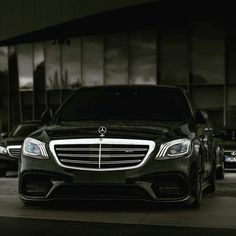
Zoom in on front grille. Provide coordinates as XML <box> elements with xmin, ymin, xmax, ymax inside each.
<box><xmin>50</xmin><ymin>138</ymin><xmax>155</xmax><ymax>171</ymax></box>
<box><xmin>7</xmin><ymin>145</ymin><xmax>22</xmax><ymax>158</ymax></box>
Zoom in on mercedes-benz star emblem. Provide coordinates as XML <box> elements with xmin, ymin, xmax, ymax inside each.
<box><xmin>98</xmin><ymin>126</ymin><xmax>107</xmax><ymax>137</ymax></box>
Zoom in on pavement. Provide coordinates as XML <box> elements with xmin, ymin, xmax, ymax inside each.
<box><xmin>0</xmin><ymin>171</ymin><xmax>236</xmax><ymax>235</ymax></box>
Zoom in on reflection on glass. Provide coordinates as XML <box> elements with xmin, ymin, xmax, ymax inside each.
<box><xmin>17</xmin><ymin>44</ymin><xmax>33</xmax><ymax>90</ymax></box>
<box><xmin>8</xmin><ymin>46</ymin><xmax>21</xmax><ymax>129</ymax></box>
<box><xmin>191</xmin><ymin>86</ymin><xmax>224</xmax><ymax>128</ymax></box>
<box><xmin>34</xmin><ymin>42</ymin><xmax>46</xmax><ymax>119</ymax></box>
<box><xmin>191</xmin><ymin>21</ymin><xmax>224</xmax><ymax>85</ymax></box>
<box><xmin>62</xmin><ymin>37</ymin><xmax>82</xmax><ymax>89</ymax></box>
<box><xmin>82</xmin><ymin>36</ymin><xmax>104</xmax><ymax>86</ymax></box>
<box><xmin>159</xmin><ymin>25</ymin><xmax>189</xmax><ymax>86</ymax></box>
<box><xmin>0</xmin><ymin>47</ymin><xmax>9</xmax><ymax>133</ymax></box>
<box><xmin>45</xmin><ymin>41</ymin><xmax>61</xmax><ymax>89</ymax></box>
<box><xmin>129</xmin><ymin>31</ymin><xmax>156</xmax><ymax>84</ymax></box>
<box><xmin>45</xmin><ymin>41</ymin><xmax>61</xmax><ymax>113</ymax></box>
<box><xmin>104</xmin><ymin>33</ymin><xmax>128</xmax><ymax>85</ymax></box>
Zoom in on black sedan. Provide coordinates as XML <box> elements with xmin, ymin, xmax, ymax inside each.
<box><xmin>0</xmin><ymin>120</ymin><xmax>43</xmax><ymax>176</ymax></box>
<box><xmin>19</xmin><ymin>85</ymin><xmax>216</xmax><ymax>208</ymax></box>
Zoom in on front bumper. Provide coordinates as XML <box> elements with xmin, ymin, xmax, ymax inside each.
<box><xmin>19</xmin><ymin>151</ymin><xmax>195</xmax><ymax>203</ymax></box>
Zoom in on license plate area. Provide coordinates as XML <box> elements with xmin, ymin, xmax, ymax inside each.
<box><xmin>74</xmin><ymin>172</ymin><xmax>126</xmax><ymax>184</ymax></box>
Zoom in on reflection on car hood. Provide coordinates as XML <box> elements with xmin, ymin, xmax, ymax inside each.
<box><xmin>30</xmin><ymin>120</ymin><xmax>195</xmax><ymax>143</ymax></box>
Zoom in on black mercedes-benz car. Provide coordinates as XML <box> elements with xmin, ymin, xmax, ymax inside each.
<box><xmin>19</xmin><ymin>85</ymin><xmax>216</xmax><ymax>208</ymax></box>
<box><xmin>0</xmin><ymin>120</ymin><xmax>43</xmax><ymax>176</ymax></box>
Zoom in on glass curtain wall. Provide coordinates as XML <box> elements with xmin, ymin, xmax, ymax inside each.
<box><xmin>33</xmin><ymin>42</ymin><xmax>46</xmax><ymax>119</ymax></box>
<box><xmin>104</xmin><ymin>33</ymin><xmax>128</xmax><ymax>85</ymax></box>
<box><xmin>0</xmin><ymin>47</ymin><xmax>9</xmax><ymax>134</ymax></box>
<box><xmin>61</xmin><ymin>37</ymin><xmax>82</xmax><ymax>101</ymax></box>
<box><xmin>129</xmin><ymin>31</ymin><xmax>156</xmax><ymax>84</ymax></box>
<box><xmin>8</xmin><ymin>46</ymin><xmax>21</xmax><ymax>129</ymax></box>
<box><xmin>82</xmin><ymin>36</ymin><xmax>104</xmax><ymax>86</ymax></box>
<box><xmin>45</xmin><ymin>40</ymin><xmax>61</xmax><ymax>114</ymax></box>
<box><xmin>159</xmin><ymin>23</ymin><xmax>189</xmax><ymax>90</ymax></box>
<box><xmin>191</xmin><ymin>20</ymin><xmax>225</xmax><ymax>128</ymax></box>
<box><xmin>11</xmin><ymin>25</ymin><xmax>236</xmax><ymax>130</ymax></box>
<box><xmin>17</xmin><ymin>44</ymin><xmax>34</xmax><ymax>121</ymax></box>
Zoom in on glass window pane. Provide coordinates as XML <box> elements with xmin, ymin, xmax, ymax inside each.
<box><xmin>8</xmin><ymin>46</ymin><xmax>21</xmax><ymax>128</ymax></box>
<box><xmin>17</xmin><ymin>44</ymin><xmax>34</xmax><ymax>121</ymax></box>
<box><xmin>82</xmin><ymin>36</ymin><xmax>104</xmax><ymax>86</ymax></box>
<box><xmin>17</xmin><ymin>44</ymin><xmax>33</xmax><ymax>90</ymax></box>
<box><xmin>191</xmin><ymin>21</ymin><xmax>225</xmax><ymax>85</ymax></box>
<box><xmin>0</xmin><ymin>46</ymin><xmax>9</xmax><ymax>133</ymax></box>
<box><xmin>34</xmin><ymin>42</ymin><xmax>46</xmax><ymax>119</ymax></box>
<box><xmin>45</xmin><ymin>41</ymin><xmax>61</xmax><ymax>89</ymax></box>
<box><xmin>104</xmin><ymin>33</ymin><xmax>128</xmax><ymax>85</ymax></box>
<box><xmin>62</xmin><ymin>37</ymin><xmax>82</xmax><ymax>89</ymax></box>
<box><xmin>45</xmin><ymin>41</ymin><xmax>61</xmax><ymax>113</ymax></box>
<box><xmin>129</xmin><ymin>31</ymin><xmax>156</xmax><ymax>84</ymax></box>
<box><xmin>191</xmin><ymin>86</ymin><xmax>224</xmax><ymax>128</ymax></box>
<box><xmin>159</xmin><ymin>25</ymin><xmax>189</xmax><ymax>86</ymax></box>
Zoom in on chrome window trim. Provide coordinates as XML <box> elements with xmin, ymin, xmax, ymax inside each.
<box><xmin>49</xmin><ymin>138</ymin><xmax>155</xmax><ymax>171</ymax></box>
<box><xmin>7</xmin><ymin>145</ymin><xmax>22</xmax><ymax>158</ymax></box>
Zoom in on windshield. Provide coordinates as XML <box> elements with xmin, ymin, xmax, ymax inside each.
<box><xmin>56</xmin><ymin>87</ymin><xmax>192</xmax><ymax>122</ymax></box>
<box><xmin>11</xmin><ymin>123</ymin><xmax>41</xmax><ymax>138</ymax></box>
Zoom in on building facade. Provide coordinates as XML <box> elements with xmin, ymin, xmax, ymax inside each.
<box><xmin>0</xmin><ymin>0</ymin><xmax>235</xmax><ymax>133</ymax></box>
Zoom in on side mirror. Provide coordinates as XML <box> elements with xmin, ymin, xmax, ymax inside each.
<box><xmin>1</xmin><ymin>132</ymin><xmax>8</xmax><ymax>139</ymax></box>
<box><xmin>195</xmin><ymin>110</ymin><xmax>207</xmax><ymax>124</ymax></box>
<box><xmin>41</xmin><ymin>109</ymin><xmax>53</xmax><ymax>124</ymax></box>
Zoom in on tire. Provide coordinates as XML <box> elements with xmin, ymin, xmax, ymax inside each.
<box><xmin>189</xmin><ymin>168</ymin><xmax>202</xmax><ymax>208</ymax></box>
<box><xmin>216</xmin><ymin>166</ymin><xmax>224</xmax><ymax>180</ymax></box>
<box><xmin>0</xmin><ymin>168</ymin><xmax>7</xmax><ymax>177</ymax></box>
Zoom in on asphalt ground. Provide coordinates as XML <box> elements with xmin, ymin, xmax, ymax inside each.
<box><xmin>0</xmin><ymin>171</ymin><xmax>236</xmax><ymax>236</ymax></box>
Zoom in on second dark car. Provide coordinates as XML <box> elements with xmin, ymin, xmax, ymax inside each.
<box><xmin>0</xmin><ymin>120</ymin><xmax>43</xmax><ymax>176</ymax></box>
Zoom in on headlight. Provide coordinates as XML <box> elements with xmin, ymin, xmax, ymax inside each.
<box><xmin>23</xmin><ymin>137</ymin><xmax>48</xmax><ymax>158</ymax></box>
<box><xmin>0</xmin><ymin>146</ymin><xmax>7</xmax><ymax>155</ymax></box>
<box><xmin>156</xmin><ymin>139</ymin><xmax>191</xmax><ymax>159</ymax></box>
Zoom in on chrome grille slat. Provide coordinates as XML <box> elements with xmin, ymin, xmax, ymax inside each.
<box><xmin>60</xmin><ymin>159</ymin><xmax>142</xmax><ymax>165</ymax></box>
<box><xmin>7</xmin><ymin>147</ymin><xmax>22</xmax><ymax>158</ymax></box>
<box><xmin>56</xmin><ymin>147</ymin><xmax>148</xmax><ymax>152</ymax></box>
<box><xmin>50</xmin><ymin>138</ymin><xmax>155</xmax><ymax>171</ymax></box>
<box><xmin>58</xmin><ymin>153</ymin><xmax>145</xmax><ymax>158</ymax></box>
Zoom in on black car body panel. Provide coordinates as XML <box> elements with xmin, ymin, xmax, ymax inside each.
<box><xmin>18</xmin><ymin>85</ymin><xmax>216</xmax><ymax>206</ymax></box>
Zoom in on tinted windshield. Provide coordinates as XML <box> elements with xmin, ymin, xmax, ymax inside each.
<box><xmin>56</xmin><ymin>87</ymin><xmax>192</xmax><ymax>122</ymax></box>
<box><xmin>11</xmin><ymin>124</ymin><xmax>41</xmax><ymax>138</ymax></box>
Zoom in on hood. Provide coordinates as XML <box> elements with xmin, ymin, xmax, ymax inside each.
<box><xmin>31</xmin><ymin>120</ymin><xmax>195</xmax><ymax>143</ymax></box>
